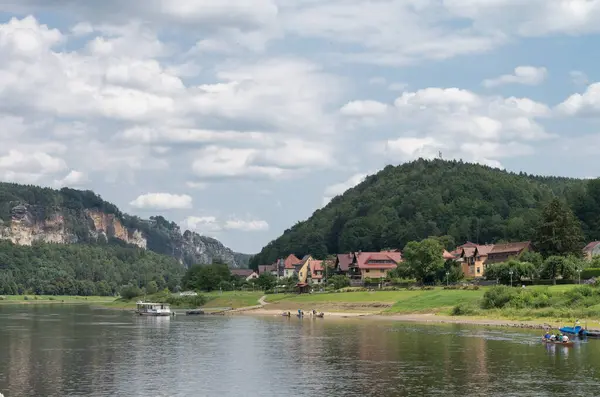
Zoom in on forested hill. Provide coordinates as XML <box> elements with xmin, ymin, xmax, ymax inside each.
<box><xmin>250</xmin><ymin>159</ymin><xmax>594</xmax><ymax>268</ymax></box>
<box><xmin>0</xmin><ymin>182</ymin><xmax>248</xmax><ymax>268</ymax></box>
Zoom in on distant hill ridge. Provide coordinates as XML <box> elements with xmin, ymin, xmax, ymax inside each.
<box><xmin>0</xmin><ymin>182</ymin><xmax>249</xmax><ymax>268</ymax></box>
<box><xmin>250</xmin><ymin>158</ymin><xmax>591</xmax><ymax>268</ymax></box>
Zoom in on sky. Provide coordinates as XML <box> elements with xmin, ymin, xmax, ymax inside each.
<box><xmin>2</xmin><ymin>1</ymin><xmax>600</xmax><ymax>254</ymax></box>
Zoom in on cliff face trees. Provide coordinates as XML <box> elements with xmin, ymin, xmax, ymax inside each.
<box><xmin>535</xmin><ymin>198</ymin><xmax>584</xmax><ymax>258</ymax></box>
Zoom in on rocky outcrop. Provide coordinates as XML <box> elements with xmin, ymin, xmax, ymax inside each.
<box><xmin>0</xmin><ymin>203</ymin><xmax>243</xmax><ymax>268</ymax></box>
<box><xmin>86</xmin><ymin>210</ymin><xmax>146</xmax><ymax>249</ymax></box>
<box><xmin>0</xmin><ymin>204</ymin><xmax>76</xmax><ymax>245</ymax></box>
<box><xmin>180</xmin><ymin>231</ymin><xmax>238</xmax><ymax>267</ymax></box>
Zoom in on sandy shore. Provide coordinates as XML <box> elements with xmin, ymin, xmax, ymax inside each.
<box><xmin>233</xmin><ymin>308</ymin><xmax>589</xmax><ymax>330</ymax></box>
<box><xmin>235</xmin><ymin>308</ymin><xmax>374</xmax><ymax>318</ymax></box>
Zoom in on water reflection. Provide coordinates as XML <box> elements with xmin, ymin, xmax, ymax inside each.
<box><xmin>2</xmin><ymin>307</ymin><xmax>600</xmax><ymax>396</ymax></box>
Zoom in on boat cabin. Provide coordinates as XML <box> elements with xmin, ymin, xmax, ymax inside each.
<box><xmin>135</xmin><ymin>301</ymin><xmax>172</xmax><ymax>316</ymax></box>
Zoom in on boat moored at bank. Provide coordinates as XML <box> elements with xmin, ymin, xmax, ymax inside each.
<box><xmin>135</xmin><ymin>301</ymin><xmax>172</xmax><ymax>316</ymax></box>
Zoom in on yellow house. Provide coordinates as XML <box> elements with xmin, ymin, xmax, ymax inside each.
<box><xmin>459</xmin><ymin>244</ymin><xmax>494</xmax><ymax>278</ymax></box>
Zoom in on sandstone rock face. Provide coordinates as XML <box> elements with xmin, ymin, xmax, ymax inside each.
<box><xmin>86</xmin><ymin>210</ymin><xmax>147</xmax><ymax>249</ymax></box>
<box><xmin>178</xmin><ymin>230</ymin><xmax>238</xmax><ymax>267</ymax></box>
<box><xmin>0</xmin><ymin>205</ymin><xmax>76</xmax><ymax>245</ymax></box>
<box><xmin>0</xmin><ymin>205</ymin><xmax>147</xmax><ymax>248</ymax></box>
<box><xmin>0</xmin><ymin>204</ymin><xmax>243</xmax><ymax>268</ymax></box>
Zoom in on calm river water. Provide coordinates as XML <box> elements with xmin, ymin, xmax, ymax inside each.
<box><xmin>1</xmin><ymin>305</ymin><xmax>600</xmax><ymax>396</ymax></box>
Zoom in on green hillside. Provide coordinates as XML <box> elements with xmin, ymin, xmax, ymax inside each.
<box><xmin>0</xmin><ymin>240</ymin><xmax>183</xmax><ymax>295</ymax></box>
<box><xmin>250</xmin><ymin>159</ymin><xmax>590</xmax><ymax>268</ymax></box>
<box><xmin>0</xmin><ymin>183</ymin><xmax>245</xmax><ymax>267</ymax></box>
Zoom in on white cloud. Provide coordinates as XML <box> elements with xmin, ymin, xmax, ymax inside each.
<box><xmin>483</xmin><ymin>66</ymin><xmax>548</xmax><ymax>88</ymax></box>
<box><xmin>182</xmin><ymin>215</ymin><xmax>269</xmax><ymax>234</ymax></box>
<box><xmin>224</xmin><ymin>219</ymin><xmax>269</xmax><ymax>231</ymax></box>
<box><xmin>129</xmin><ymin>193</ymin><xmax>193</xmax><ymax>210</ymax></box>
<box><xmin>322</xmin><ymin>173</ymin><xmax>369</xmax><ymax>206</ymax></box>
<box><xmin>118</xmin><ymin>126</ymin><xmax>269</xmax><ymax>145</ymax></box>
<box><xmin>0</xmin><ymin>150</ymin><xmax>67</xmax><ymax>175</ymax></box>
<box><xmin>383</xmin><ymin>137</ymin><xmax>443</xmax><ymax>159</ymax></box>
<box><xmin>340</xmin><ymin>100</ymin><xmax>388</xmax><ymax>117</ymax></box>
<box><xmin>361</xmin><ymin>87</ymin><xmax>554</xmax><ymax>168</ymax></box>
<box><xmin>444</xmin><ymin>0</ymin><xmax>600</xmax><ymax>37</ymax></box>
<box><xmin>182</xmin><ymin>215</ymin><xmax>222</xmax><ymax>232</ymax></box>
<box><xmin>185</xmin><ymin>181</ymin><xmax>208</xmax><ymax>190</ymax></box>
<box><xmin>394</xmin><ymin>87</ymin><xmax>480</xmax><ymax>109</ymax></box>
<box><xmin>54</xmin><ymin>170</ymin><xmax>89</xmax><ymax>187</ymax></box>
<box><xmin>191</xmin><ymin>140</ymin><xmax>333</xmax><ymax>180</ymax></box>
<box><xmin>280</xmin><ymin>1</ymin><xmax>506</xmax><ymax>66</ymax></box>
<box><xmin>192</xmin><ymin>146</ymin><xmax>285</xmax><ymax>180</ymax></box>
<box><xmin>556</xmin><ymin>82</ymin><xmax>600</xmax><ymax>116</ymax></box>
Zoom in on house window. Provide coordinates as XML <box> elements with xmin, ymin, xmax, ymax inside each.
<box><xmin>477</xmin><ymin>268</ymin><xmax>480</xmax><ymax>274</ymax></box>
<box><xmin>366</xmin><ymin>269</ymin><xmax>370</xmax><ymax>273</ymax></box>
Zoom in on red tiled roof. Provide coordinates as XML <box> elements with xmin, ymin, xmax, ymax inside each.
<box><xmin>337</xmin><ymin>253</ymin><xmax>354</xmax><ymax>271</ymax></box>
<box><xmin>443</xmin><ymin>250</ymin><xmax>455</xmax><ymax>260</ymax></box>
<box><xmin>476</xmin><ymin>245</ymin><xmax>494</xmax><ymax>256</ymax></box>
<box><xmin>284</xmin><ymin>254</ymin><xmax>302</xmax><ymax>269</ymax></box>
<box><xmin>355</xmin><ymin>251</ymin><xmax>401</xmax><ymax>269</ymax></box>
<box><xmin>583</xmin><ymin>241</ymin><xmax>600</xmax><ymax>253</ymax></box>
<box><xmin>231</xmin><ymin>269</ymin><xmax>254</xmax><ymax>277</ymax></box>
<box><xmin>459</xmin><ymin>244</ymin><xmax>494</xmax><ymax>258</ymax></box>
<box><xmin>489</xmin><ymin>241</ymin><xmax>531</xmax><ymax>255</ymax></box>
<box><xmin>461</xmin><ymin>247</ymin><xmax>476</xmax><ymax>258</ymax></box>
<box><xmin>258</xmin><ymin>265</ymin><xmax>274</xmax><ymax>274</ymax></box>
<box><xmin>310</xmin><ymin>260</ymin><xmax>324</xmax><ymax>272</ymax></box>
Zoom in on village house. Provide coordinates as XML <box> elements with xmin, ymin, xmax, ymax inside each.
<box><xmin>257</xmin><ymin>264</ymin><xmax>275</xmax><ymax>276</ymax></box>
<box><xmin>583</xmin><ymin>241</ymin><xmax>600</xmax><ymax>260</ymax></box>
<box><xmin>485</xmin><ymin>241</ymin><xmax>531</xmax><ymax>265</ymax></box>
<box><xmin>458</xmin><ymin>243</ymin><xmax>494</xmax><ymax>278</ymax></box>
<box><xmin>283</xmin><ymin>254</ymin><xmax>302</xmax><ymax>278</ymax></box>
<box><xmin>308</xmin><ymin>259</ymin><xmax>325</xmax><ymax>284</ymax></box>
<box><xmin>336</xmin><ymin>251</ymin><xmax>401</xmax><ymax>281</ymax></box>
<box><xmin>230</xmin><ymin>269</ymin><xmax>259</xmax><ymax>282</ymax></box>
<box><xmin>335</xmin><ymin>253</ymin><xmax>354</xmax><ymax>275</ymax></box>
<box><xmin>453</xmin><ymin>241</ymin><xmax>532</xmax><ymax>278</ymax></box>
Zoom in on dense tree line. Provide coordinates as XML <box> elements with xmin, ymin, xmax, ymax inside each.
<box><xmin>0</xmin><ymin>241</ymin><xmax>184</xmax><ymax>296</ymax></box>
<box><xmin>251</xmin><ymin>159</ymin><xmax>594</xmax><ymax>268</ymax></box>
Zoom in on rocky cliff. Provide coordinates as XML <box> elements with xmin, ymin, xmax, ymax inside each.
<box><xmin>0</xmin><ymin>183</ymin><xmax>245</xmax><ymax>267</ymax></box>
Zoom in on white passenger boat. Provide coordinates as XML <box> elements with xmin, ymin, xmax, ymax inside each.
<box><xmin>135</xmin><ymin>301</ymin><xmax>172</xmax><ymax>316</ymax></box>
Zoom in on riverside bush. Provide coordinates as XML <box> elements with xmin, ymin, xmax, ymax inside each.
<box><xmin>481</xmin><ymin>284</ymin><xmax>600</xmax><ymax>313</ymax></box>
<box><xmin>452</xmin><ymin>303</ymin><xmax>479</xmax><ymax>316</ymax></box>
<box><xmin>481</xmin><ymin>286</ymin><xmax>517</xmax><ymax>309</ymax></box>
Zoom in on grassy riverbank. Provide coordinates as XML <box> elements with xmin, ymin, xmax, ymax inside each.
<box><xmin>0</xmin><ymin>295</ymin><xmax>116</xmax><ymax>304</ymax></box>
<box><xmin>258</xmin><ymin>285</ymin><xmax>600</xmax><ymax>327</ymax></box>
<box><xmin>96</xmin><ymin>290</ymin><xmax>264</xmax><ymax>310</ymax></box>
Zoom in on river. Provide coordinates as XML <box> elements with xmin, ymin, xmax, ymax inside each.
<box><xmin>0</xmin><ymin>305</ymin><xmax>599</xmax><ymax>396</ymax></box>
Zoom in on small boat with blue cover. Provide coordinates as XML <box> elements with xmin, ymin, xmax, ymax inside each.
<box><xmin>559</xmin><ymin>325</ymin><xmax>587</xmax><ymax>337</ymax></box>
